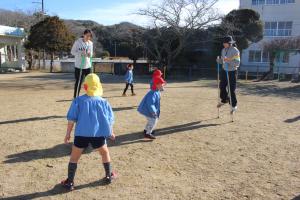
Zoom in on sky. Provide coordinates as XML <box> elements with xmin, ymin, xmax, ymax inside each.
<box><xmin>0</xmin><ymin>0</ymin><xmax>239</xmax><ymax>26</ymax></box>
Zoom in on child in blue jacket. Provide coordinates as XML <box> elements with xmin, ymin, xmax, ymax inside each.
<box><xmin>61</xmin><ymin>73</ymin><xmax>116</xmax><ymax>191</ymax></box>
<box><xmin>138</xmin><ymin>76</ymin><xmax>166</xmax><ymax>139</ymax></box>
<box><xmin>122</xmin><ymin>64</ymin><xmax>136</xmax><ymax>96</ymax></box>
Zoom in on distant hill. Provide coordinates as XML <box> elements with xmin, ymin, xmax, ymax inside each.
<box><xmin>0</xmin><ymin>9</ymin><xmax>144</xmax><ymax>56</ymax></box>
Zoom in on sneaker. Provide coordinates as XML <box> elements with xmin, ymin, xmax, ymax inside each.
<box><xmin>104</xmin><ymin>171</ymin><xmax>117</xmax><ymax>184</ymax></box>
<box><xmin>61</xmin><ymin>179</ymin><xmax>74</xmax><ymax>191</ymax></box>
<box><xmin>144</xmin><ymin>133</ymin><xmax>156</xmax><ymax>140</ymax></box>
<box><xmin>231</xmin><ymin>106</ymin><xmax>238</xmax><ymax>114</ymax></box>
<box><xmin>217</xmin><ymin>102</ymin><xmax>225</xmax><ymax>108</ymax></box>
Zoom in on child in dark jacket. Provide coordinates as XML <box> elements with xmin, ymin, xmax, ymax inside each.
<box><xmin>138</xmin><ymin>77</ymin><xmax>166</xmax><ymax>140</ymax></box>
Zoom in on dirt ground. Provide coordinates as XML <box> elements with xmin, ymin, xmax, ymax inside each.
<box><xmin>0</xmin><ymin>72</ymin><xmax>299</xmax><ymax>200</ymax></box>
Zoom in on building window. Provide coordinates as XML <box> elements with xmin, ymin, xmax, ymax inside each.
<box><xmin>253</xmin><ymin>0</ymin><xmax>295</xmax><ymax>4</ymax></box>
<box><xmin>276</xmin><ymin>52</ymin><xmax>289</xmax><ymax>63</ymax></box>
<box><xmin>249</xmin><ymin>50</ymin><xmax>269</xmax><ymax>63</ymax></box>
<box><xmin>264</xmin><ymin>21</ymin><xmax>292</xmax><ymax>37</ymax></box>
<box><xmin>252</xmin><ymin>0</ymin><xmax>265</xmax><ymax>5</ymax></box>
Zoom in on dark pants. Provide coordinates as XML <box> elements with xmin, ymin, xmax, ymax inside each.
<box><xmin>220</xmin><ymin>70</ymin><xmax>237</xmax><ymax>107</ymax></box>
<box><xmin>74</xmin><ymin>68</ymin><xmax>91</xmax><ymax>98</ymax></box>
<box><xmin>123</xmin><ymin>83</ymin><xmax>134</xmax><ymax>94</ymax></box>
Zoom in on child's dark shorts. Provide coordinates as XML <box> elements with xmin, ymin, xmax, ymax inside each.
<box><xmin>74</xmin><ymin>136</ymin><xmax>106</xmax><ymax>149</ymax></box>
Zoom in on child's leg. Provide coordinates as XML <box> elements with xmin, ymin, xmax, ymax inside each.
<box><xmin>228</xmin><ymin>71</ymin><xmax>237</xmax><ymax>107</ymax></box>
<box><xmin>145</xmin><ymin>117</ymin><xmax>158</xmax><ymax>135</ymax></box>
<box><xmin>98</xmin><ymin>144</ymin><xmax>112</xmax><ymax>178</ymax></box>
<box><xmin>68</xmin><ymin>145</ymin><xmax>84</xmax><ymax>182</ymax></box>
<box><xmin>220</xmin><ymin>70</ymin><xmax>228</xmax><ymax>103</ymax></box>
<box><xmin>123</xmin><ymin>83</ymin><xmax>129</xmax><ymax>94</ymax></box>
<box><xmin>130</xmin><ymin>83</ymin><xmax>134</xmax><ymax>94</ymax></box>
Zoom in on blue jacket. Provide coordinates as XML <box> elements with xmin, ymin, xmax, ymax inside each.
<box><xmin>67</xmin><ymin>95</ymin><xmax>114</xmax><ymax>138</ymax></box>
<box><xmin>138</xmin><ymin>90</ymin><xmax>161</xmax><ymax>118</ymax></box>
<box><xmin>125</xmin><ymin>70</ymin><xmax>133</xmax><ymax>83</ymax></box>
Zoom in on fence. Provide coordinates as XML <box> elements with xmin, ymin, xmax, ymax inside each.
<box><xmin>240</xmin><ymin>65</ymin><xmax>300</xmax><ymax>81</ymax></box>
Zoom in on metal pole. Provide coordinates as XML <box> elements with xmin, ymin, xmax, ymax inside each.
<box><xmin>42</xmin><ymin>0</ymin><xmax>44</xmax><ymax>14</ymax></box>
<box><xmin>114</xmin><ymin>42</ymin><xmax>117</xmax><ymax>57</ymax></box>
<box><xmin>225</xmin><ymin>63</ymin><xmax>234</xmax><ymax>122</ymax></box>
<box><xmin>217</xmin><ymin>56</ymin><xmax>220</xmax><ymax>119</ymax></box>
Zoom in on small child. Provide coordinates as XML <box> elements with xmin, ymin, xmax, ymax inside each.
<box><xmin>138</xmin><ymin>76</ymin><xmax>166</xmax><ymax>140</ymax></box>
<box><xmin>61</xmin><ymin>73</ymin><xmax>116</xmax><ymax>191</ymax></box>
<box><xmin>122</xmin><ymin>64</ymin><xmax>136</xmax><ymax>96</ymax></box>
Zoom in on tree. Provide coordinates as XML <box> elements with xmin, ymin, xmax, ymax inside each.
<box><xmin>261</xmin><ymin>37</ymin><xmax>300</xmax><ymax>80</ymax></box>
<box><xmin>25</xmin><ymin>16</ymin><xmax>75</xmax><ymax>72</ymax></box>
<box><xmin>138</xmin><ymin>0</ymin><xmax>220</xmax><ymax>69</ymax></box>
<box><xmin>210</xmin><ymin>9</ymin><xmax>263</xmax><ymax>59</ymax></box>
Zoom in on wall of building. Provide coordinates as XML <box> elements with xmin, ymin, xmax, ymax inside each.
<box><xmin>239</xmin><ymin>0</ymin><xmax>300</xmax><ymax>74</ymax></box>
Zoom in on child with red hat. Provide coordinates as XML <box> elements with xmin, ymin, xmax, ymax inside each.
<box><xmin>150</xmin><ymin>68</ymin><xmax>164</xmax><ymax>89</ymax></box>
<box><xmin>138</xmin><ymin>76</ymin><xmax>166</xmax><ymax>139</ymax></box>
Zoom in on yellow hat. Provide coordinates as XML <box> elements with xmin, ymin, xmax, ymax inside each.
<box><xmin>83</xmin><ymin>73</ymin><xmax>103</xmax><ymax>97</ymax></box>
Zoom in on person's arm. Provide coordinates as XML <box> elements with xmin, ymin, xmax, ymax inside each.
<box><xmin>147</xmin><ymin>94</ymin><xmax>158</xmax><ymax>117</ymax></box>
<box><xmin>64</xmin><ymin>121</ymin><xmax>74</xmax><ymax>144</ymax></box>
<box><xmin>65</xmin><ymin>100</ymin><xmax>79</xmax><ymax>143</ymax></box>
<box><xmin>71</xmin><ymin>40</ymin><xmax>79</xmax><ymax>56</ymax></box>
<box><xmin>87</xmin><ymin>42</ymin><xmax>93</xmax><ymax>58</ymax></box>
<box><xmin>105</xmin><ymin>101</ymin><xmax>115</xmax><ymax>140</ymax></box>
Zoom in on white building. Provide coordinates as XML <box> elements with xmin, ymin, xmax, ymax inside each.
<box><xmin>239</xmin><ymin>0</ymin><xmax>300</xmax><ymax>74</ymax></box>
<box><xmin>0</xmin><ymin>25</ymin><xmax>26</xmax><ymax>71</ymax></box>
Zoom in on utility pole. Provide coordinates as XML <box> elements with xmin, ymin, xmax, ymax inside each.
<box><xmin>32</xmin><ymin>0</ymin><xmax>45</xmax><ymax>69</ymax></box>
<box><xmin>32</xmin><ymin>0</ymin><xmax>44</xmax><ymax>15</ymax></box>
<box><xmin>114</xmin><ymin>41</ymin><xmax>117</xmax><ymax>57</ymax></box>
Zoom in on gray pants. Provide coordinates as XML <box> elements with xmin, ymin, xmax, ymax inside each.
<box><xmin>145</xmin><ymin>117</ymin><xmax>158</xmax><ymax>134</ymax></box>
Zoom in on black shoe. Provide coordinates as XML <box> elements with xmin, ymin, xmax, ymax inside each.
<box><xmin>104</xmin><ymin>171</ymin><xmax>117</xmax><ymax>184</ymax></box>
<box><xmin>61</xmin><ymin>179</ymin><xmax>74</xmax><ymax>191</ymax></box>
<box><xmin>144</xmin><ymin>133</ymin><xmax>156</xmax><ymax>140</ymax></box>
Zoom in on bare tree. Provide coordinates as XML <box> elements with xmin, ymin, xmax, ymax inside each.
<box><xmin>261</xmin><ymin>36</ymin><xmax>300</xmax><ymax>80</ymax></box>
<box><xmin>138</xmin><ymin>0</ymin><xmax>220</xmax><ymax>68</ymax></box>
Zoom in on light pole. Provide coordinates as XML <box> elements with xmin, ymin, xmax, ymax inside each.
<box><xmin>32</xmin><ymin>0</ymin><xmax>44</xmax><ymax>15</ymax></box>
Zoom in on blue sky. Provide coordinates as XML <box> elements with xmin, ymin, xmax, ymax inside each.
<box><xmin>0</xmin><ymin>0</ymin><xmax>239</xmax><ymax>26</ymax></box>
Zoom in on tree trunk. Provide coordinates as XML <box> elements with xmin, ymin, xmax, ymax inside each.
<box><xmin>50</xmin><ymin>52</ymin><xmax>54</xmax><ymax>73</ymax></box>
<box><xmin>260</xmin><ymin>53</ymin><xmax>275</xmax><ymax>81</ymax></box>
<box><xmin>38</xmin><ymin>49</ymin><xmax>41</xmax><ymax>69</ymax></box>
<box><xmin>43</xmin><ymin>49</ymin><xmax>46</xmax><ymax>69</ymax></box>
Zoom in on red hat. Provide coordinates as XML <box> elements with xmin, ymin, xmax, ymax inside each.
<box><xmin>153</xmin><ymin>69</ymin><xmax>163</xmax><ymax>78</ymax></box>
<box><xmin>152</xmin><ymin>77</ymin><xmax>166</xmax><ymax>90</ymax></box>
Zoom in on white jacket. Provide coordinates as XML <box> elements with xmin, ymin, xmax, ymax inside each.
<box><xmin>71</xmin><ymin>38</ymin><xmax>93</xmax><ymax>69</ymax></box>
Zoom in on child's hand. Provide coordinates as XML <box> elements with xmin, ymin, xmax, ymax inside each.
<box><xmin>110</xmin><ymin>132</ymin><xmax>116</xmax><ymax>141</ymax></box>
<box><xmin>64</xmin><ymin>133</ymin><xmax>71</xmax><ymax>144</ymax></box>
<box><xmin>224</xmin><ymin>57</ymin><xmax>231</xmax><ymax>62</ymax></box>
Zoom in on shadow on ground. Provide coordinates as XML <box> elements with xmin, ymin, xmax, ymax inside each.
<box><xmin>238</xmin><ymin>82</ymin><xmax>300</xmax><ymax>99</ymax></box>
<box><xmin>0</xmin><ymin>116</ymin><xmax>65</xmax><ymax>125</ymax></box>
<box><xmin>4</xmin><ymin>120</ymin><xmax>219</xmax><ymax>164</ymax></box>
<box><xmin>284</xmin><ymin>115</ymin><xmax>300</xmax><ymax>123</ymax></box>
<box><xmin>291</xmin><ymin>195</ymin><xmax>300</xmax><ymax>200</ymax></box>
<box><xmin>3</xmin><ymin>143</ymin><xmax>93</xmax><ymax>164</ymax></box>
<box><xmin>111</xmin><ymin>120</ymin><xmax>220</xmax><ymax>146</ymax></box>
<box><xmin>1</xmin><ymin>179</ymin><xmax>109</xmax><ymax>200</ymax></box>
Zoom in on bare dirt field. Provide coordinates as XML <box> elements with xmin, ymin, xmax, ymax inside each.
<box><xmin>0</xmin><ymin>72</ymin><xmax>299</xmax><ymax>200</ymax></box>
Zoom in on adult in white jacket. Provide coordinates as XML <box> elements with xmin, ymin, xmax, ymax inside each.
<box><xmin>71</xmin><ymin>29</ymin><xmax>93</xmax><ymax>98</ymax></box>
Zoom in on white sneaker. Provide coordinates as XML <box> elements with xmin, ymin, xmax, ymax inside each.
<box><xmin>217</xmin><ymin>102</ymin><xmax>225</xmax><ymax>108</ymax></box>
<box><xmin>231</xmin><ymin>106</ymin><xmax>238</xmax><ymax>114</ymax></box>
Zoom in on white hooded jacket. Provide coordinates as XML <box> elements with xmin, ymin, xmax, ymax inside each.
<box><xmin>71</xmin><ymin>38</ymin><xmax>93</xmax><ymax>69</ymax></box>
